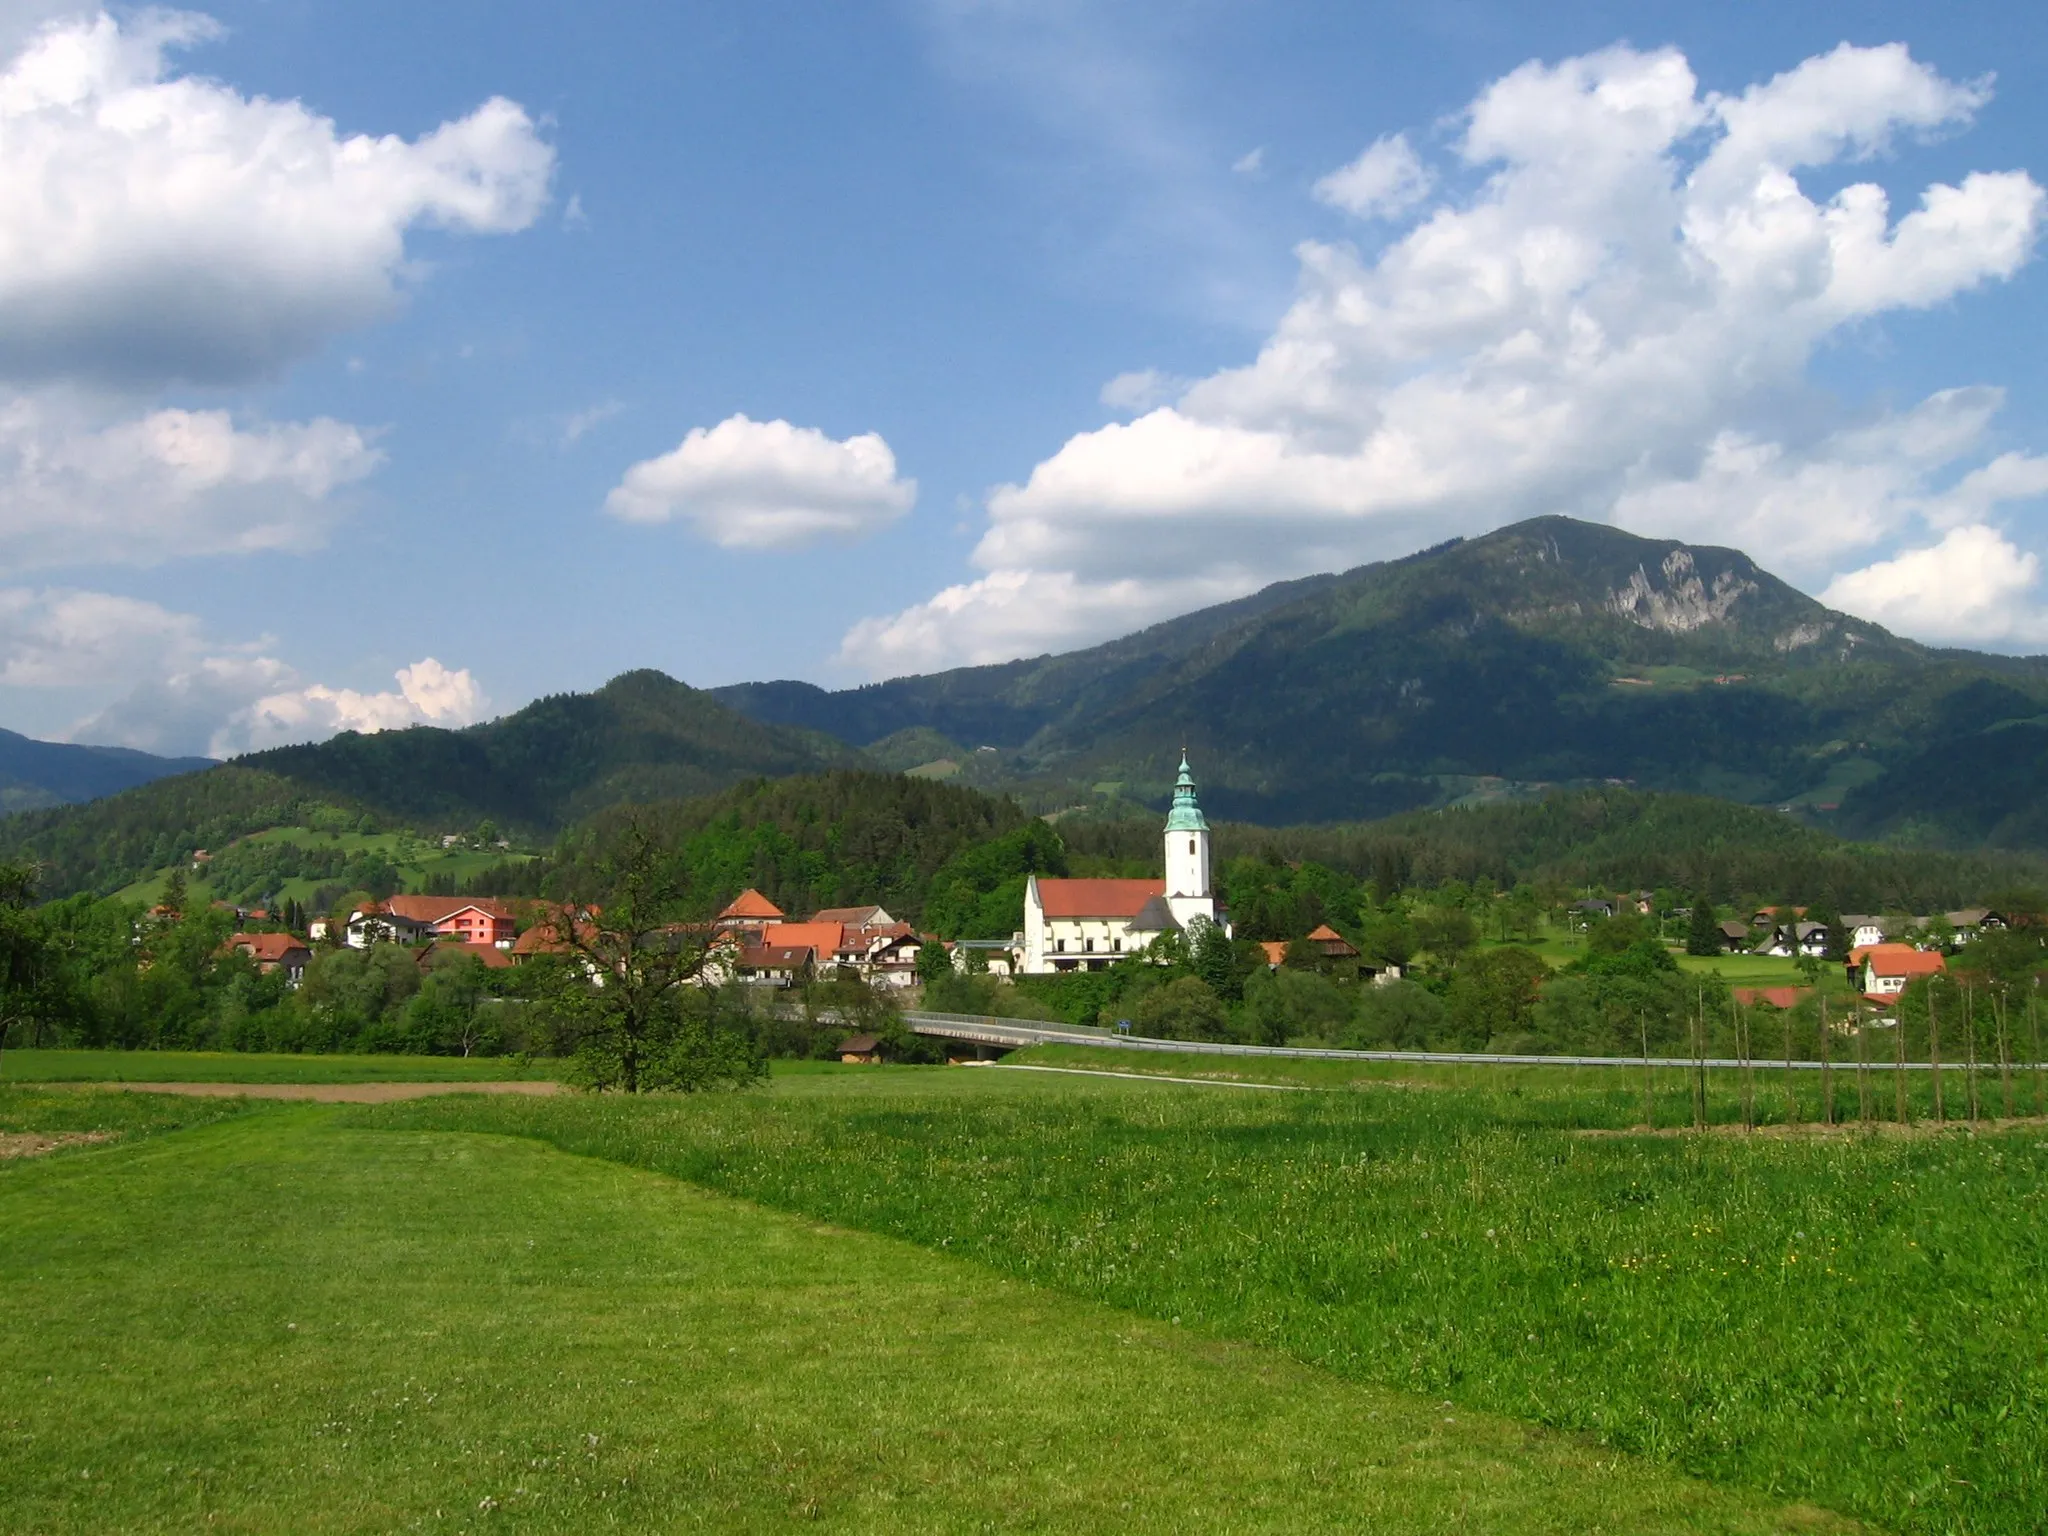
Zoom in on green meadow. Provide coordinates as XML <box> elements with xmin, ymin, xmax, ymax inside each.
<box><xmin>4</xmin><ymin>1054</ymin><xmax>2041</xmax><ymax>1531</ymax></box>
<box><xmin>0</xmin><ymin>1048</ymin><xmax>562</xmax><ymax>1084</ymax></box>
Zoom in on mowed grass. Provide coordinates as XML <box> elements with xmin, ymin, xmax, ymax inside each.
<box><xmin>0</xmin><ymin>1049</ymin><xmax>561</xmax><ymax>1084</ymax></box>
<box><xmin>0</xmin><ymin>1105</ymin><xmax>1846</xmax><ymax>1535</ymax></box>
<box><xmin>371</xmin><ymin>1071</ymin><xmax>2048</xmax><ymax>1535</ymax></box>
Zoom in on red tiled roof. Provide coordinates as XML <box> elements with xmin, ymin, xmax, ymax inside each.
<box><xmin>230</xmin><ymin>932</ymin><xmax>309</xmax><ymax>962</ymax></box>
<box><xmin>382</xmin><ymin>895</ymin><xmax>513</xmax><ymax>924</ymax></box>
<box><xmin>423</xmin><ymin>941</ymin><xmax>514</xmax><ymax>970</ymax></box>
<box><xmin>813</xmin><ymin>905</ymin><xmax>889</xmax><ymax>926</ymax></box>
<box><xmin>1260</xmin><ymin>940</ymin><xmax>1288</xmax><ymax>967</ymax></box>
<box><xmin>1864</xmin><ymin>946</ymin><xmax>1946</xmax><ymax>980</ymax></box>
<box><xmin>1733</xmin><ymin>986</ymin><xmax>1810</xmax><ymax>1010</ymax></box>
<box><xmin>759</xmin><ymin>922</ymin><xmax>845</xmax><ymax>956</ymax></box>
<box><xmin>1034</xmin><ymin>878</ymin><xmax>1165</xmax><ymax>919</ymax></box>
<box><xmin>719</xmin><ymin>888</ymin><xmax>785</xmax><ymax>921</ymax></box>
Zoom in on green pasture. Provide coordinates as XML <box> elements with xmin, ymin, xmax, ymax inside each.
<box><xmin>112</xmin><ymin>825</ymin><xmax>536</xmax><ymax>908</ymax></box>
<box><xmin>370</xmin><ymin>1069</ymin><xmax>2048</xmax><ymax>1536</ymax></box>
<box><xmin>0</xmin><ymin>1049</ymin><xmax>561</xmax><ymax>1084</ymax></box>
<box><xmin>0</xmin><ymin>1095</ymin><xmax>1839</xmax><ymax>1535</ymax></box>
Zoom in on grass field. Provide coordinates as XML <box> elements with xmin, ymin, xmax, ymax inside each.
<box><xmin>0</xmin><ymin>1093</ymin><xmax>1846</xmax><ymax>1534</ymax></box>
<box><xmin>367</xmin><ymin>1068</ymin><xmax>2048</xmax><ymax>1535</ymax></box>
<box><xmin>0</xmin><ymin>1049</ymin><xmax>561</xmax><ymax>1084</ymax></box>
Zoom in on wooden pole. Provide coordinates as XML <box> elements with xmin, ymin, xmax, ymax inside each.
<box><xmin>1692</xmin><ymin>993</ymin><xmax>1706</xmax><ymax>1131</ymax></box>
<box><xmin>1997</xmin><ymin>989</ymin><xmax>2014</xmax><ymax>1123</ymax></box>
<box><xmin>1640</xmin><ymin>1010</ymin><xmax>1654</xmax><ymax>1131</ymax></box>
<box><xmin>1819</xmin><ymin>991</ymin><xmax>1834</xmax><ymax>1127</ymax></box>
<box><xmin>1894</xmin><ymin>984</ymin><xmax>1909</xmax><ymax>1125</ymax></box>
<box><xmin>1964</xmin><ymin>983</ymin><xmax>1980</xmax><ymax>1127</ymax></box>
<box><xmin>1929</xmin><ymin>982</ymin><xmax>1946</xmax><ymax>1125</ymax></box>
<box><xmin>2033</xmin><ymin>986</ymin><xmax>2044</xmax><ymax>1120</ymax></box>
<box><xmin>1783</xmin><ymin>1003</ymin><xmax>1798</xmax><ymax>1125</ymax></box>
<box><xmin>1855</xmin><ymin>996</ymin><xmax>1871</xmax><ymax>1126</ymax></box>
<box><xmin>1736</xmin><ymin>995</ymin><xmax>1753</xmax><ymax>1132</ymax></box>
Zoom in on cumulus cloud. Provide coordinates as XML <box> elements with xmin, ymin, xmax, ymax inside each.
<box><xmin>1099</xmin><ymin>367</ymin><xmax>1189</xmax><ymax>414</ymax></box>
<box><xmin>219</xmin><ymin>658</ymin><xmax>488</xmax><ymax>755</ymax></box>
<box><xmin>605</xmin><ymin>414</ymin><xmax>916</xmax><ymax>550</ymax></box>
<box><xmin>0</xmin><ymin>10</ymin><xmax>554</xmax><ymax>387</ymax></box>
<box><xmin>0</xmin><ymin>586</ymin><xmax>204</xmax><ymax>686</ymax></box>
<box><xmin>0</xmin><ymin>582</ymin><xmax>489</xmax><ymax>755</ymax></box>
<box><xmin>843</xmin><ymin>41</ymin><xmax>2047</xmax><ymax>672</ymax></box>
<box><xmin>0</xmin><ymin>396</ymin><xmax>381</xmax><ymax>567</ymax></box>
<box><xmin>1820</xmin><ymin>526</ymin><xmax>2048</xmax><ymax>646</ymax></box>
<box><xmin>1313</xmin><ymin>133</ymin><xmax>1433</xmax><ymax>218</ymax></box>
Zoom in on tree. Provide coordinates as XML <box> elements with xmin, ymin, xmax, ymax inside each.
<box><xmin>0</xmin><ymin>862</ymin><xmax>62</xmax><ymax>1060</ymax></box>
<box><xmin>538</xmin><ymin>825</ymin><xmax>765</xmax><ymax>1093</ymax></box>
<box><xmin>1134</xmin><ymin>976</ymin><xmax>1230</xmax><ymax>1041</ymax></box>
<box><xmin>915</xmin><ymin>936</ymin><xmax>955</xmax><ymax>987</ymax></box>
<box><xmin>1190</xmin><ymin>916</ymin><xmax>1242</xmax><ymax>1001</ymax></box>
<box><xmin>160</xmin><ymin>865</ymin><xmax>187</xmax><ymax>917</ymax></box>
<box><xmin>1685</xmin><ymin>896</ymin><xmax>1723</xmax><ymax>957</ymax></box>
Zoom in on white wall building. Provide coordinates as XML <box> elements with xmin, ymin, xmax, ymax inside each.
<box><xmin>1020</xmin><ymin>753</ymin><xmax>1225</xmax><ymax>974</ymax></box>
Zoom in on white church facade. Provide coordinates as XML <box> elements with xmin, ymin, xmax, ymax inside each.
<box><xmin>1020</xmin><ymin>754</ymin><xmax>1227</xmax><ymax>974</ymax></box>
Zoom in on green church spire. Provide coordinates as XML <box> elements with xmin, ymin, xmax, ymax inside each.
<box><xmin>1164</xmin><ymin>751</ymin><xmax>1209</xmax><ymax>833</ymax></box>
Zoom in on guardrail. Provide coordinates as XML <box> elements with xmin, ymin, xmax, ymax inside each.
<box><xmin>903</xmin><ymin>1011</ymin><xmax>1942</xmax><ymax>1071</ymax></box>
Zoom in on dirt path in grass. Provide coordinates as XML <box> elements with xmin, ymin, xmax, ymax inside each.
<box><xmin>85</xmin><ymin>1080</ymin><xmax>566</xmax><ymax>1104</ymax></box>
<box><xmin>0</xmin><ymin>1130</ymin><xmax>114</xmax><ymax>1158</ymax></box>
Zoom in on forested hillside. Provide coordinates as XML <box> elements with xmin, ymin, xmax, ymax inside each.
<box><xmin>0</xmin><ymin>671</ymin><xmax>864</xmax><ymax>897</ymax></box>
<box><xmin>717</xmin><ymin>516</ymin><xmax>2048</xmax><ymax>844</ymax></box>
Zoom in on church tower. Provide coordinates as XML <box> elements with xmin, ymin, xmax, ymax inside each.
<box><xmin>1163</xmin><ymin>752</ymin><xmax>1215</xmax><ymax>930</ymax></box>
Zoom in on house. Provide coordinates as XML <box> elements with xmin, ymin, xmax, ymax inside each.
<box><xmin>347</xmin><ymin>896</ymin><xmax>515</xmax><ymax>949</ymax></box>
<box><xmin>1716</xmin><ymin>920</ymin><xmax>1751</xmax><ymax>951</ymax></box>
<box><xmin>715</xmin><ymin>889</ymin><xmax>785</xmax><ymax>929</ymax></box>
<box><xmin>1306</xmin><ymin>923</ymin><xmax>1360</xmax><ymax>960</ymax></box>
<box><xmin>1854</xmin><ymin>943</ymin><xmax>1946</xmax><ymax>998</ymax></box>
<box><xmin>418</xmin><ymin>940</ymin><xmax>515</xmax><ymax>972</ymax></box>
<box><xmin>837</xmin><ymin>1033</ymin><xmax>884</xmax><ymax>1065</ymax></box>
<box><xmin>1570</xmin><ymin>899</ymin><xmax>1616</xmax><ymax>922</ymax></box>
<box><xmin>813</xmin><ymin>905</ymin><xmax>897</xmax><ymax>930</ymax></box>
<box><xmin>1944</xmin><ymin>908</ymin><xmax>2004</xmax><ymax>944</ymax></box>
<box><xmin>227</xmin><ymin>931</ymin><xmax>312</xmax><ymax>985</ymax></box>
<box><xmin>738</xmin><ymin>942</ymin><xmax>822</xmax><ymax>987</ymax></box>
<box><xmin>1841</xmin><ymin>916</ymin><xmax>1890</xmax><ymax>950</ymax></box>
<box><xmin>1761</xmin><ymin>920</ymin><xmax>1829</xmax><ymax>958</ymax></box>
<box><xmin>1021</xmin><ymin>754</ymin><xmax>1225</xmax><ymax>973</ymax></box>
<box><xmin>1733</xmin><ymin>986</ymin><xmax>1811</xmax><ymax>1011</ymax></box>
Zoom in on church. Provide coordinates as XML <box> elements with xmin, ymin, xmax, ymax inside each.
<box><xmin>1019</xmin><ymin>753</ymin><xmax>1226</xmax><ymax>973</ymax></box>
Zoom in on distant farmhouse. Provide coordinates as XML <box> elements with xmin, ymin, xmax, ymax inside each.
<box><xmin>1021</xmin><ymin>754</ymin><xmax>1227</xmax><ymax>974</ymax></box>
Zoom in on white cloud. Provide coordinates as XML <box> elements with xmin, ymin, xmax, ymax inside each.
<box><xmin>1313</xmin><ymin>133</ymin><xmax>1433</xmax><ymax>219</ymax></box>
<box><xmin>844</xmin><ymin>41</ymin><xmax>2047</xmax><ymax>672</ymax></box>
<box><xmin>0</xmin><ymin>395</ymin><xmax>381</xmax><ymax>567</ymax></box>
<box><xmin>1821</xmin><ymin>526</ymin><xmax>2048</xmax><ymax>646</ymax></box>
<box><xmin>0</xmin><ymin>582</ymin><xmax>489</xmax><ymax>755</ymax></box>
<box><xmin>0</xmin><ymin>10</ymin><xmax>554</xmax><ymax>387</ymax></box>
<box><xmin>1232</xmin><ymin>147</ymin><xmax>1264</xmax><ymax>177</ymax></box>
<box><xmin>0</xmin><ymin>586</ymin><xmax>204</xmax><ymax>686</ymax></box>
<box><xmin>1099</xmin><ymin>367</ymin><xmax>1189</xmax><ymax>413</ymax></box>
<box><xmin>560</xmin><ymin>399</ymin><xmax>625</xmax><ymax>446</ymax></box>
<box><xmin>221</xmin><ymin>658</ymin><xmax>488</xmax><ymax>755</ymax></box>
<box><xmin>605</xmin><ymin>414</ymin><xmax>916</xmax><ymax>551</ymax></box>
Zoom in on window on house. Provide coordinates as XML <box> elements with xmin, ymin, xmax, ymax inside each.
<box><xmin>1085</xmin><ymin>938</ymin><xmax>1095</xmax><ymax>953</ymax></box>
<box><xmin>1056</xmin><ymin>938</ymin><xmax>1066</xmax><ymax>953</ymax></box>
<box><xmin>1188</xmin><ymin>838</ymin><xmax>1195</xmax><ymax>856</ymax></box>
<box><xmin>1113</xmin><ymin>938</ymin><xmax>1122</xmax><ymax>952</ymax></box>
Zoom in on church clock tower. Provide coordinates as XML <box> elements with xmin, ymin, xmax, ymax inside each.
<box><xmin>1163</xmin><ymin>752</ymin><xmax>1216</xmax><ymax>930</ymax></box>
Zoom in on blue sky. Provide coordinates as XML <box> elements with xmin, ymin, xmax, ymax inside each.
<box><xmin>3</xmin><ymin>0</ymin><xmax>2047</xmax><ymax>755</ymax></box>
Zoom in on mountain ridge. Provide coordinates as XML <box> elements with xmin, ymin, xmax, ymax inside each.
<box><xmin>715</xmin><ymin>516</ymin><xmax>2048</xmax><ymax>841</ymax></box>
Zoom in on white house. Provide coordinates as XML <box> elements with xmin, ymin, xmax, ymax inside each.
<box><xmin>1021</xmin><ymin>753</ymin><xmax>1226</xmax><ymax>973</ymax></box>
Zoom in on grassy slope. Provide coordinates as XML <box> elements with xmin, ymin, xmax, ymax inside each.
<box><xmin>112</xmin><ymin>826</ymin><xmax>537</xmax><ymax>908</ymax></box>
<box><xmin>371</xmin><ymin>1073</ymin><xmax>2048</xmax><ymax>1535</ymax></box>
<box><xmin>0</xmin><ymin>1051</ymin><xmax>561</xmax><ymax>1084</ymax></box>
<box><xmin>0</xmin><ymin>1105</ymin><xmax>1838</xmax><ymax>1536</ymax></box>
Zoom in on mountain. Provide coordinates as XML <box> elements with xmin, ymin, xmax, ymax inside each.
<box><xmin>0</xmin><ymin>670</ymin><xmax>864</xmax><ymax>897</ymax></box>
<box><xmin>715</xmin><ymin>516</ymin><xmax>2048</xmax><ymax>844</ymax></box>
<box><xmin>0</xmin><ymin>728</ymin><xmax>213</xmax><ymax>814</ymax></box>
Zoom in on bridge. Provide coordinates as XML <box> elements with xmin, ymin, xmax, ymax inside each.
<box><xmin>903</xmin><ymin>1011</ymin><xmax>1941</xmax><ymax>1071</ymax></box>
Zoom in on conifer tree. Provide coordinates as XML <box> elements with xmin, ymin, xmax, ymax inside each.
<box><xmin>1686</xmin><ymin>894</ymin><xmax>1721</xmax><ymax>957</ymax></box>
